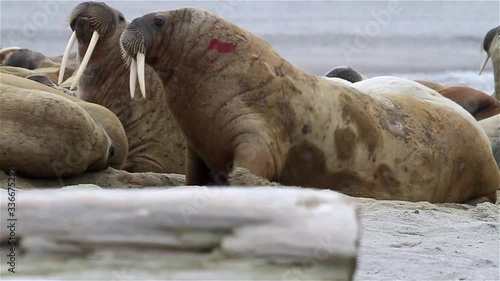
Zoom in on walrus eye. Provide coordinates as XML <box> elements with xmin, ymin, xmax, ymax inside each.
<box><xmin>118</xmin><ymin>14</ymin><xmax>125</xmax><ymax>22</ymax></box>
<box><xmin>154</xmin><ymin>16</ymin><xmax>165</xmax><ymax>27</ymax></box>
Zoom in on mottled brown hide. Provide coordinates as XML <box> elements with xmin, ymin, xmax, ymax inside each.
<box><xmin>68</xmin><ymin>2</ymin><xmax>186</xmax><ymax>173</ymax></box>
<box><xmin>120</xmin><ymin>8</ymin><xmax>499</xmax><ymax>203</ymax></box>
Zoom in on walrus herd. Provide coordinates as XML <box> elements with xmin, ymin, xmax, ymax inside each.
<box><xmin>1</xmin><ymin>2</ymin><xmax>499</xmax><ymax>204</ymax></box>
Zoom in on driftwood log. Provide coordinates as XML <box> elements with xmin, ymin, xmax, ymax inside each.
<box><xmin>0</xmin><ymin>186</ymin><xmax>360</xmax><ymax>280</ymax></box>
<box><xmin>0</xmin><ymin>168</ymin><xmax>185</xmax><ymax>189</ymax></box>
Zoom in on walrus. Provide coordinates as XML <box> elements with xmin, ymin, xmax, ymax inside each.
<box><xmin>58</xmin><ymin>1</ymin><xmax>186</xmax><ymax>173</ymax></box>
<box><xmin>0</xmin><ymin>47</ymin><xmax>20</xmax><ymax>64</ymax></box>
<box><xmin>0</xmin><ymin>83</ymin><xmax>113</xmax><ymax>178</ymax></box>
<box><xmin>438</xmin><ymin>86</ymin><xmax>500</xmax><ymax>121</ymax></box>
<box><xmin>325</xmin><ymin>67</ymin><xmax>500</xmax><ymax>121</ymax></box>
<box><xmin>1</xmin><ymin>48</ymin><xmax>53</xmax><ymax>69</ymax></box>
<box><xmin>413</xmin><ymin>80</ymin><xmax>446</xmax><ymax>92</ymax></box>
<box><xmin>1</xmin><ymin>73</ymin><xmax>128</xmax><ymax>172</ymax></box>
<box><xmin>325</xmin><ymin>66</ymin><xmax>364</xmax><ymax>83</ymax></box>
<box><xmin>120</xmin><ymin>7</ymin><xmax>499</xmax><ymax>203</ymax></box>
<box><xmin>0</xmin><ymin>65</ymin><xmax>78</xmax><ymax>96</ymax></box>
<box><xmin>479</xmin><ymin>26</ymin><xmax>500</xmax><ymax>100</ymax></box>
<box><xmin>0</xmin><ymin>49</ymin><xmax>75</xmax><ymax>85</ymax></box>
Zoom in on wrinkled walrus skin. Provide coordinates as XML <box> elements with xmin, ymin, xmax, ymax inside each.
<box><xmin>64</xmin><ymin>1</ymin><xmax>186</xmax><ymax>173</ymax></box>
<box><xmin>1</xmin><ymin>73</ymin><xmax>128</xmax><ymax>175</ymax></box>
<box><xmin>478</xmin><ymin>114</ymin><xmax>500</xmax><ymax>169</ymax></box>
<box><xmin>0</xmin><ymin>84</ymin><xmax>112</xmax><ymax>178</ymax></box>
<box><xmin>120</xmin><ymin>8</ymin><xmax>499</xmax><ymax>203</ymax></box>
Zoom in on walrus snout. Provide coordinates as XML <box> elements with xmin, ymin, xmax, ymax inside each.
<box><xmin>68</xmin><ymin>2</ymin><xmax>114</xmax><ymax>35</ymax></box>
<box><xmin>73</xmin><ymin>17</ymin><xmax>96</xmax><ymax>43</ymax></box>
<box><xmin>61</xmin><ymin>1</ymin><xmax>126</xmax><ymax>88</ymax></box>
<box><xmin>120</xmin><ymin>17</ymin><xmax>155</xmax><ymax>99</ymax></box>
<box><xmin>120</xmin><ymin>18</ymin><xmax>151</xmax><ymax>58</ymax></box>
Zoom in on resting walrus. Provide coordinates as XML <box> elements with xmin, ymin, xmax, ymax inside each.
<box><xmin>58</xmin><ymin>1</ymin><xmax>186</xmax><ymax>173</ymax></box>
<box><xmin>1</xmin><ymin>84</ymin><xmax>112</xmax><ymax>178</ymax></box>
<box><xmin>325</xmin><ymin>66</ymin><xmax>500</xmax><ymax>121</ymax></box>
<box><xmin>1</xmin><ymin>73</ymin><xmax>128</xmax><ymax>177</ymax></box>
<box><xmin>120</xmin><ymin>7</ymin><xmax>499</xmax><ymax>203</ymax></box>
<box><xmin>0</xmin><ymin>47</ymin><xmax>76</xmax><ymax>84</ymax></box>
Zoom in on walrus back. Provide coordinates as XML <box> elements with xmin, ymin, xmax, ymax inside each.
<box><xmin>0</xmin><ymin>84</ymin><xmax>111</xmax><ymax>178</ymax></box>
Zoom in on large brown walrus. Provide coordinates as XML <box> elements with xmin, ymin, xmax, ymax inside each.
<box><xmin>1</xmin><ymin>73</ymin><xmax>128</xmax><ymax>177</ymax></box>
<box><xmin>58</xmin><ymin>2</ymin><xmax>186</xmax><ymax>173</ymax></box>
<box><xmin>120</xmin><ymin>7</ymin><xmax>499</xmax><ymax>203</ymax></box>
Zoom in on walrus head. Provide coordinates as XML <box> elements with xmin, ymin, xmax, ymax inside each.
<box><xmin>120</xmin><ymin>12</ymin><xmax>171</xmax><ymax>99</ymax></box>
<box><xmin>0</xmin><ymin>47</ymin><xmax>20</xmax><ymax>65</ymax></box>
<box><xmin>479</xmin><ymin>26</ymin><xmax>499</xmax><ymax>75</ymax></box>
<box><xmin>325</xmin><ymin>66</ymin><xmax>364</xmax><ymax>83</ymax></box>
<box><xmin>59</xmin><ymin>1</ymin><xmax>127</xmax><ymax>87</ymax></box>
<box><xmin>1</xmin><ymin>47</ymin><xmax>57</xmax><ymax>70</ymax></box>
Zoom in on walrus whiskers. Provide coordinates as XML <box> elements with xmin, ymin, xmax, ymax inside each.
<box><xmin>70</xmin><ymin>30</ymin><xmax>99</xmax><ymax>90</ymax></box>
<box><xmin>58</xmin><ymin>31</ymin><xmax>77</xmax><ymax>85</ymax></box>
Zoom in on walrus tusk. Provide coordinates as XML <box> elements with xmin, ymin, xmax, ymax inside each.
<box><xmin>58</xmin><ymin>31</ymin><xmax>77</xmax><ymax>85</ymax></box>
<box><xmin>137</xmin><ymin>52</ymin><xmax>146</xmax><ymax>98</ymax></box>
<box><xmin>479</xmin><ymin>53</ymin><xmax>490</xmax><ymax>75</ymax></box>
<box><xmin>70</xmin><ymin>31</ymin><xmax>100</xmax><ymax>90</ymax></box>
<box><xmin>129</xmin><ymin>58</ymin><xmax>137</xmax><ymax>99</ymax></box>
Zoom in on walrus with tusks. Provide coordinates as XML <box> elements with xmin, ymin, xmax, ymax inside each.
<box><xmin>58</xmin><ymin>1</ymin><xmax>186</xmax><ymax>173</ymax></box>
<box><xmin>120</xmin><ymin>7</ymin><xmax>499</xmax><ymax>203</ymax></box>
<box><xmin>1</xmin><ymin>73</ymin><xmax>128</xmax><ymax>177</ymax></box>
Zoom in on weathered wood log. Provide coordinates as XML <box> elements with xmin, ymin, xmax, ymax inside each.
<box><xmin>0</xmin><ymin>168</ymin><xmax>185</xmax><ymax>189</ymax></box>
<box><xmin>0</xmin><ymin>186</ymin><xmax>359</xmax><ymax>280</ymax></box>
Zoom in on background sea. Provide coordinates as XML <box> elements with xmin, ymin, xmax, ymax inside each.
<box><xmin>1</xmin><ymin>0</ymin><xmax>499</xmax><ymax>93</ymax></box>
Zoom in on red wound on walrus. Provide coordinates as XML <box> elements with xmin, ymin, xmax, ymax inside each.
<box><xmin>208</xmin><ymin>39</ymin><xmax>236</xmax><ymax>53</ymax></box>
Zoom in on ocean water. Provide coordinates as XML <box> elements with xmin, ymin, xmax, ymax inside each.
<box><xmin>0</xmin><ymin>0</ymin><xmax>499</xmax><ymax>93</ymax></box>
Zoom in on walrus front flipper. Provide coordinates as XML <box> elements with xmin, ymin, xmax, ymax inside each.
<box><xmin>463</xmin><ymin>190</ymin><xmax>497</xmax><ymax>205</ymax></box>
<box><xmin>228</xmin><ymin>167</ymin><xmax>281</xmax><ymax>187</ymax></box>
